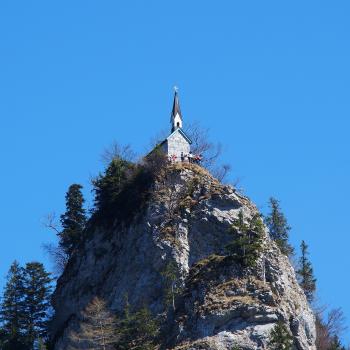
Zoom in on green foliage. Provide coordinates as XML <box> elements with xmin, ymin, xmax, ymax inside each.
<box><xmin>231</xmin><ymin>345</ymin><xmax>241</xmax><ymax>350</ymax></box>
<box><xmin>268</xmin><ymin>321</ymin><xmax>293</xmax><ymax>350</ymax></box>
<box><xmin>0</xmin><ymin>261</ymin><xmax>52</xmax><ymax>350</ymax></box>
<box><xmin>0</xmin><ymin>328</ymin><xmax>7</xmax><ymax>347</ymax></box>
<box><xmin>296</xmin><ymin>240</ymin><xmax>316</xmax><ymax>303</ymax></box>
<box><xmin>161</xmin><ymin>261</ymin><xmax>182</xmax><ymax>311</ymax></box>
<box><xmin>92</xmin><ymin>159</ymin><xmax>154</xmax><ymax>226</ymax></box>
<box><xmin>0</xmin><ymin>261</ymin><xmax>26</xmax><ymax>342</ymax></box>
<box><xmin>144</xmin><ymin>145</ymin><xmax>168</xmax><ymax>175</ymax></box>
<box><xmin>226</xmin><ymin>211</ymin><xmax>264</xmax><ymax>267</ymax></box>
<box><xmin>265</xmin><ymin>197</ymin><xmax>294</xmax><ymax>256</ymax></box>
<box><xmin>22</xmin><ymin>262</ymin><xmax>52</xmax><ymax>349</ymax></box>
<box><xmin>117</xmin><ymin>303</ymin><xmax>159</xmax><ymax>350</ymax></box>
<box><xmin>59</xmin><ymin>184</ymin><xmax>87</xmax><ymax>257</ymax></box>
<box><xmin>93</xmin><ymin>158</ymin><xmax>133</xmax><ymax>212</ymax></box>
<box><xmin>1</xmin><ymin>337</ymin><xmax>29</xmax><ymax>350</ymax></box>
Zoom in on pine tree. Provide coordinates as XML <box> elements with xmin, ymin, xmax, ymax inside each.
<box><xmin>226</xmin><ymin>211</ymin><xmax>264</xmax><ymax>267</ymax></box>
<box><xmin>59</xmin><ymin>184</ymin><xmax>87</xmax><ymax>257</ymax></box>
<box><xmin>268</xmin><ymin>321</ymin><xmax>293</xmax><ymax>350</ymax></box>
<box><xmin>92</xmin><ymin>158</ymin><xmax>132</xmax><ymax>213</ymax></box>
<box><xmin>0</xmin><ymin>261</ymin><xmax>26</xmax><ymax>345</ymax></box>
<box><xmin>265</xmin><ymin>197</ymin><xmax>294</xmax><ymax>256</ymax></box>
<box><xmin>1</xmin><ymin>337</ymin><xmax>28</xmax><ymax>350</ymax></box>
<box><xmin>118</xmin><ymin>305</ymin><xmax>159</xmax><ymax>350</ymax></box>
<box><xmin>22</xmin><ymin>262</ymin><xmax>52</xmax><ymax>349</ymax></box>
<box><xmin>0</xmin><ymin>321</ymin><xmax>28</xmax><ymax>350</ymax></box>
<box><xmin>296</xmin><ymin>240</ymin><xmax>316</xmax><ymax>303</ymax></box>
<box><xmin>0</xmin><ymin>328</ymin><xmax>7</xmax><ymax>347</ymax></box>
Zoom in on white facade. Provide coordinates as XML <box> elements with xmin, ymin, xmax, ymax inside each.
<box><xmin>161</xmin><ymin>129</ymin><xmax>191</xmax><ymax>162</ymax></box>
<box><xmin>172</xmin><ymin>112</ymin><xmax>183</xmax><ymax>130</ymax></box>
<box><xmin>151</xmin><ymin>90</ymin><xmax>192</xmax><ymax>162</ymax></box>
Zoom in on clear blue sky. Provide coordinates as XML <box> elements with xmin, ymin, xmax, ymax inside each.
<box><xmin>1</xmin><ymin>0</ymin><xmax>349</xmax><ymax>343</ymax></box>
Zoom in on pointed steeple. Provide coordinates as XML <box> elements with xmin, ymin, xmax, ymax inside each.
<box><xmin>171</xmin><ymin>88</ymin><xmax>183</xmax><ymax>132</ymax></box>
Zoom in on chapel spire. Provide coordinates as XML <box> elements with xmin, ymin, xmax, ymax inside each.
<box><xmin>171</xmin><ymin>87</ymin><xmax>183</xmax><ymax>132</ymax></box>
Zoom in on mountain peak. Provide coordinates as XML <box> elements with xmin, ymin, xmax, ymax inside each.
<box><xmin>51</xmin><ymin>163</ymin><xmax>316</xmax><ymax>349</ymax></box>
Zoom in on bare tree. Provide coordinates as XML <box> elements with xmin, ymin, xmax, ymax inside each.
<box><xmin>211</xmin><ymin>164</ymin><xmax>231</xmax><ymax>182</ymax></box>
<box><xmin>42</xmin><ymin>213</ymin><xmax>68</xmax><ymax>275</ymax></box>
<box><xmin>184</xmin><ymin>121</ymin><xmax>222</xmax><ymax>168</ymax></box>
<box><xmin>69</xmin><ymin>297</ymin><xmax>119</xmax><ymax>350</ymax></box>
<box><xmin>315</xmin><ymin>316</ymin><xmax>330</xmax><ymax>350</ymax></box>
<box><xmin>148</xmin><ymin>128</ymin><xmax>169</xmax><ymax>150</ymax></box>
<box><xmin>315</xmin><ymin>305</ymin><xmax>348</xmax><ymax>350</ymax></box>
<box><xmin>42</xmin><ymin>242</ymin><xmax>67</xmax><ymax>276</ymax></box>
<box><xmin>101</xmin><ymin>141</ymin><xmax>136</xmax><ymax>165</ymax></box>
<box><xmin>186</xmin><ymin>122</ymin><xmax>233</xmax><ymax>182</ymax></box>
<box><xmin>326</xmin><ymin>308</ymin><xmax>347</xmax><ymax>339</ymax></box>
<box><xmin>43</xmin><ymin>212</ymin><xmax>60</xmax><ymax>235</ymax></box>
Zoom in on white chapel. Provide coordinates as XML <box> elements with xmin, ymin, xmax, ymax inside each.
<box><xmin>158</xmin><ymin>90</ymin><xmax>193</xmax><ymax>162</ymax></box>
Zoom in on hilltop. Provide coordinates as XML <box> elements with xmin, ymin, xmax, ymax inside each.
<box><xmin>50</xmin><ymin>163</ymin><xmax>316</xmax><ymax>349</ymax></box>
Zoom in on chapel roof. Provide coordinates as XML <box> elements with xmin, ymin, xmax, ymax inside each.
<box><xmin>171</xmin><ymin>91</ymin><xmax>183</xmax><ymax>122</ymax></box>
<box><xmin>166</xmin><ymin>127</ymin><xmax>192</xmax><ymax>144</ymax></box>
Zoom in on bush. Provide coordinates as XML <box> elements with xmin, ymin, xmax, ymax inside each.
<box><xmin>268</xmin><ymin>321</ymin><xmax>293</xmax><ymax>350</ymax></box>
<box><xmin>92</xmin><ymin>158</ymin><xmax>134</xmax><ymax>212</ymax></box>
<box><xmin>143</xmin><ymin>145</ymin><xmax>168</xmax><ymax>177</ymax></box>
<box><xmin>91</xmin><ymin>159</ymin><xmax>155</xmax><ymax>227</ymax></box>
<box><xmin>117</xmin><ymin>304</ymin><xmax>159</xmax><ymax>350</ymax></box>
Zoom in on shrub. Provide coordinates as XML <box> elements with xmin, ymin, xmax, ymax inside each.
<box><xmin>91</xmin><ymin>156</ymin><xmax>156</xmax><ymax>228</ymax></box>
<box><xmin>268</xmin><ymin>321</ymin><xmax>293</xmax><ymax>350</ymax></box>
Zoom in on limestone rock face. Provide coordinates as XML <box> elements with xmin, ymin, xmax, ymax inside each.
<box><xmin>51</xmin><ymin>164</ymin><xmax>316</xmax><ymax>350</ymax></box>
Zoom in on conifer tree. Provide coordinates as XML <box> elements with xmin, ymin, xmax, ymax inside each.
<box><xmin>118</xmin><ymin>305</ymin><xmax>159</xmax><ymax>350</ymax></box>
<box><xmin>296</xmin><ymin>240</ymin><xmax>316</xmax><ymax>303</ymax></box>
<box><xmin>0</xmin><ymin>261</ymin><xmax>26</xmax><ymax>346</ymax></box>
<box><xmin>92</xmin><ymin>158</ymin><xmax>132</xmax><ymax>213</ymax></box>
<box><xmin>226</xmin><ymin>211</ymin><xmax>264</xmax><ymax>267</ymax></box>
<box><xmin>22</xmin><ymin>262</ymin><xmax>52</xmax><ymax>349</ymax></box>
<box><xmin>265</xmin><ymin>197</ymin><xmax>294</xmax><ymax>256</ymax></box>
<box><xmin>0</xmin><ymin>328</ymin><xmax>7</xmax><ymax>347</ymax></box>
<box><xmin>59</xmin><ymin>184</ymin><xmax>87</xmax><ymax>257</ymax></box>
<box><xmin>268</xmin><ymin>321</ymin><xmax>293</xmax><ymax>350</ymax></box>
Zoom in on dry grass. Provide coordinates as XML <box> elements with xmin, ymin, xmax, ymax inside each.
<box><xmin>193</xmin><ymin>274</ymin><xmax>275</xmax><ymax>315</ymax></box>
<box><xmin>169</xmin><ymin>162</ymin><xmax>219</xmax><ymax>183</ymax></box>
<box><xmin>201</xmin><ymin>278</ymin><xmax>256</xmax><ymax>313</ymax></box>
<box><xmin>188</xmin><ymin>255</ymin><xmax>227</xmax><ymax>285</ymax></box>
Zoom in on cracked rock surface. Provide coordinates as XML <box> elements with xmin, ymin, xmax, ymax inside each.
<box><xmin>51</xmin><ymin>164</ymin><xmax>316</xmax><ymax>350</ymax></box>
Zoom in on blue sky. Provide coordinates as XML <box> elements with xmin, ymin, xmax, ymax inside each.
<box><xmin>0</xmin><ymin>0</ymin><xmax>349</xmax><ymax>343</ymax></box>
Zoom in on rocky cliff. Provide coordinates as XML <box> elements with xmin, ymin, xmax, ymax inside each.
<box><xmin>51</xmin><ymin>163</ymin><xmax>316</xmax><ymax>349</ymax></box>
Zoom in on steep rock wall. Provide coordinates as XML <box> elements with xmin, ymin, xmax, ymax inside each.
<box><xmin>51</xmin><ymin>164</ymin><xmax>316</xmax><ymax>350</ymax></box>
